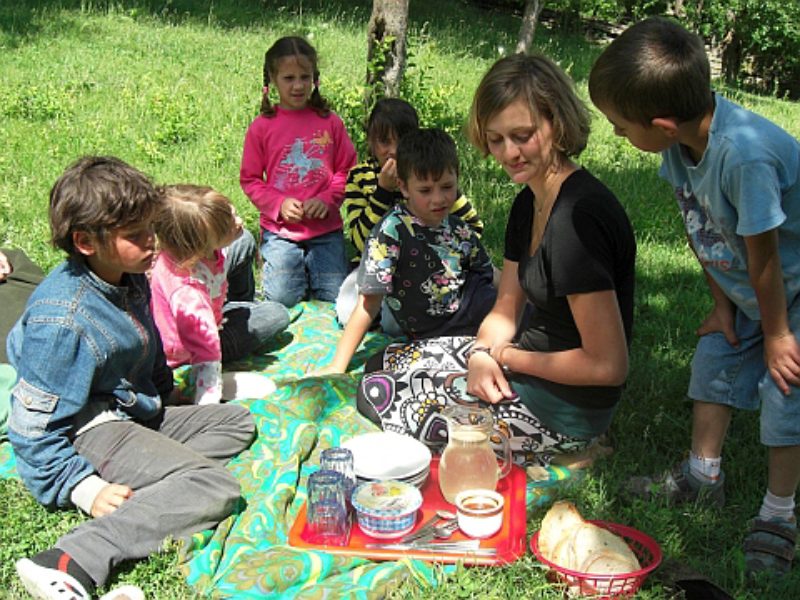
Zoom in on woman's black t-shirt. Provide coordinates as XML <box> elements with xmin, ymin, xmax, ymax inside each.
<box><xmin>504</xmin><ymin>168</ymin><xmax>636</xmax><ymax>409</ymax></box>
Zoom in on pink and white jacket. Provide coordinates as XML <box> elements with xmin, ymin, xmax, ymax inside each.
<box><xmin>150</xmin><ymin>249</ymin><xmax>227</xmax><ymax>367</ymax></box>
<box><xmin>150</xmin><ymin>250</ymin><xmax>227</xmax><ymax>404</ymax></box>
<box><xmin>240</xmin><ymin>107</ymin><xmax>357</xmax><ymax>241</ymax></box>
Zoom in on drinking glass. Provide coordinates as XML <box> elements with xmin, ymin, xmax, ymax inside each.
<box><xmin>306</xmin><ymin>469</ymin><xmax>349</xmax><ymax>545</ymax></box>
<box><xmin>320</xmin><ymin>447</ymin><xmax>356</xmax><ymax>500</ymax></box>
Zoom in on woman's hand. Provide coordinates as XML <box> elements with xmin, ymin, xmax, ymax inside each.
<box><xmin>304</xmin><ymin>198</ymin><xmax>329</xmax><ymax>220</ymax></box>
<box><xmin>466</xmin><ymin>352</ymin><xmax>515</xmax><ymax>404</ymax></box>
<box><xmin>91</xmin><ymin>483</ymin><xmax>133</xmax><ymax>517</ymax></box>
<box><xmin>764</xmin><ymin>331</ymin><xmax>800</xmax><ymax>395</ymax></box>
<box><xmin>280</xmin><ymin>198</ymin><xmax>304</xmax><ymax>223</ymax></box>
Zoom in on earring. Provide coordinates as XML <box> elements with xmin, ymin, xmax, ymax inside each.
<box><xmin>262</xmin><ymin>85</ymin><xmax>269</xmax><ymax>95</ymax></box>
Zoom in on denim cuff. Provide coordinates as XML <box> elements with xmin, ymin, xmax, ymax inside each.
<box><xmin>70</xmin><ymin>474</ymin><xmax>108</xmax><ymax>515</ymax></box>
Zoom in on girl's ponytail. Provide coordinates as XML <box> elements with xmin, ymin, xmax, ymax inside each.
<box><xmin>307</xmin><ymin>73</ymin><xmax>330</xmax><ymax>117</ymax></box>
<box><xmin>260</xmin><ymin>54</ymin><xmax>276</xmax><ymax>117</ymax></box>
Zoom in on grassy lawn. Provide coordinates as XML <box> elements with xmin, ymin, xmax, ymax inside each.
<box><xmin>1</xmin><ymin>1</ymin><xmax>799</xmax><ymax>598</ymax></box>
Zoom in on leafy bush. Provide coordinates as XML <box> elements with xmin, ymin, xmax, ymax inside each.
<box><xmin>683</xmin><ymin>0</ymin><xmax>800</xmax><ymax>98</ymax></box>
<box><xmin>0</xmin><ymin>83</ymin><xmax>77</xmax><ymax>120</ymax></box>
<box><xmin>475</xmin><ymin>0</ymin><xmax>800</xmax><ymax>99</ymax></box>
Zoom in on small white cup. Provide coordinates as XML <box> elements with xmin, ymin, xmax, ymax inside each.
<box><xmin>455</xmin><ymin>489</ymin><xmax>504</xmax><ymax>539</ymax></box>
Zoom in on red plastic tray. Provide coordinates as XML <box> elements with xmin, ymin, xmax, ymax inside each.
<box><xmin>288</xmin><ymin>457</ymin><xmax>527</xmax><ymax>565</ymax></box>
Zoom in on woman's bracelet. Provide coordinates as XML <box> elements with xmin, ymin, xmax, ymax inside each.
<box><xmin>465</xmin><ymin>345</ymin><xmax>492</xmax><ymax>362</ymax></box>
<box><xmin>493</xmin><ymin>342</ymin><xmax>518</xmax><ymax>372</ymax></box>
<box><xmin>466</xmin><ymin>342</ymin><xmax>516</xmax><ymax>373</ymax></box>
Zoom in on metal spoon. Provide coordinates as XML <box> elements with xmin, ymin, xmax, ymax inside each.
<box><xmin>398</xmin><ymin>510</ymin><xmax>457</xmax><ymax>544</ymax></box>
<box><xmin>432</xmin><ymin>520</ymin><xmax>459</xmax><ymax>539</ymax></box>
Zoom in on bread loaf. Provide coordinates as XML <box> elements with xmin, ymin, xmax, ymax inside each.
<box><xmin>538</xmin><ymin>499</ymin><xmax>585</xmax><ymax>559</ymax></box>
<box><xmin>538</xmin><ymin>500</ymin><xmax>640</xmax><ymax>575</ymax></box>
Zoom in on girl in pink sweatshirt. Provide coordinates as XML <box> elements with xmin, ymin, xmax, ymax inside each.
<box><xmin>240</xmin><ymin>36</ymin><xmax>357</xmax><ymax>307</ymax></box>
<box><xmin>150</xmin><ymin>185</ymin><xmax>289</xmax><ymax>404</ymax></box>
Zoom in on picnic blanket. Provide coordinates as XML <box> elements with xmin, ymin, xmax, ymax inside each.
<box><xmin>0</xmin><ymin>301</ymin><xmax>577</xmax><ymax>598</ymax></box>
<box><xmin>178</xmin><ymin>301</ymin><xmax>448</xmax><ymax>598</ymax></box>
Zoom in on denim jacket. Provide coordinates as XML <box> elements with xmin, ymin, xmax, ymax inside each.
<box><xmin>7</xmin><ymin>259</ymin><xmax>173</xmax><ymax>509</ymax></box>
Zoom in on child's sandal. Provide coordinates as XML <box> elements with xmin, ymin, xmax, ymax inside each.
<box><xmin>743</xmin><ymin>518</ymin><xmax>797</xmax><ymax>577</ymax></box>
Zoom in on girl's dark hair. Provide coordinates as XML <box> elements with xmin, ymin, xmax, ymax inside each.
<box><xmin>366</xmin><ymin>98</ymin><xmax>419</xmax><ymax>153</ymax></box>
<box><xmin>49</xmin><ymin>156</ymin><xmax>160</xmax><ymax>259</ymax></box>
<box><xmin>260</xmin><ymin>36</ymin><xmax>330</xmax><ymax>118</ymax></box>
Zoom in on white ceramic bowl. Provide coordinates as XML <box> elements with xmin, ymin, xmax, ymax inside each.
<box><xmin>455</xmin><ymin>489</ymin><xmax>504</xmax><ymax>539</ymax></box>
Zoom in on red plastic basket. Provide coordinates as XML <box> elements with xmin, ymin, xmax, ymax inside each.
<box><xmin>530</xmin><ymin>520</ymin><xmax>662</xmax><ymax>599</ymax></box>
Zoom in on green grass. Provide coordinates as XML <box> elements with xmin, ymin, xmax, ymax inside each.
<box><xmin>1</xmin><ymin>1</ymin><xmax>799</xmax><ymax>598</ymax></box>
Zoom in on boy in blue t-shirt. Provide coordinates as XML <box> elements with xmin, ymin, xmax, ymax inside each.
<box><xmin>589</xmin><ymin>17</ymin><xmax>800</xmax><ymax>577</ymax></box>
<box><xmin>7</xmin><ymin>156</ymin><xmax>255</xmax><ymax>599</ymax></box>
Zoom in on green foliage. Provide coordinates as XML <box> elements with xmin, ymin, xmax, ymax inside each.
<box><xmin>683</xmin><ymin>0</ymin><xmax>800</xmax><ymax>98</ymax></box>
<box><xmin>543</xmin><ymin>0</ymin><xmax>800</xmax><ymax>99</ymax></box>
<box><xmin>0</xmin><ymin>83</ymin><xmax>78</xmax><ymax>121</ymax></box>
<box><xmin>135</xmin><ymin>90</ymin><xmax>199</xmax><ymax>162</ymax></box>
<box><xmin>400</xmin><ymin>36</ymin><xmax>463</xmax><ymax>138</ymax></box>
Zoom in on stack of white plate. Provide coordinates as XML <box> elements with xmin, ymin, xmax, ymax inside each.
<box><xmin>342</xmin><ymin>431</ymin><xmax>432</xmax><ymax>489</ymax></box>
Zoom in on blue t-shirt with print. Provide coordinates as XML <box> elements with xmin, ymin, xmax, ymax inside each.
<box><xmin>660</xmin><ymin>94</ymin><xmax>800</xmax><ymax>320</ymax></box>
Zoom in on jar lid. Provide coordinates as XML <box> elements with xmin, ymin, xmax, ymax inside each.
<box><xmin>352</xmin><ymin>480</ymin><xmax>423</xmax><ymax>516</ymax></box>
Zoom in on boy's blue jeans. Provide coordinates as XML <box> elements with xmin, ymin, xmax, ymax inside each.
<box><xmin>222</xmin><ymin>229</ymin><xmax>291</xmax><ymax>361</ymax></box>
<box><xmin>224</xmin><ymin>229</ymin><xmax>258</xmax><ymax>303</ymax></box>
<box><xmin>689</xmin><ymin>302</ymin><xmax>800</xmax><ymax>446</ymax></box>
<box><xmin>56</xmin><ymin>404</ymin><xmax>254</xmax><ymax>587</ymax></box>
<box><xmin>260</xmin><ymin>229</ymin><xmax>347</xmax><ymax>307</ymax></box>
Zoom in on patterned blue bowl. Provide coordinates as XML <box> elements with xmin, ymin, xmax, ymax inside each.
<box><xmin>352</xmin><ymin>480</ymin><xmax>423</xmax><ymax>539</ymax></box>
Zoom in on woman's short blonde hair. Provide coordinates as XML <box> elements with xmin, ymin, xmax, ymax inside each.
<box><xmin>467</xmin><ymin>53</ymin><xmax>590</xmax><ymax>165</ymax></box>
<box><xmin>154</xmin><ymin>184</ymin><xmax>235</xmax><ymax>268</ymax></box>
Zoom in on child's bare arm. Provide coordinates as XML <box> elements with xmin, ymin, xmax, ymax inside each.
<box><xmin>696</xmin><ymin>270</ymin><xmax>739</xmax><ymax>346</ymax></box>
<box><xmin>320</xmin><ymin>293</ymin><xmax>382</xmax><ymax>374</ymax></box>
<box><xmin>745</xmin><ymin>229</ymin><xmax>800</xmax><ymax>394</ymax></box>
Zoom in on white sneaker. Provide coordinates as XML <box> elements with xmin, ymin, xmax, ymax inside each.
<box><xmin>16</xmin><ymin>558</ymin><xmax>144</xmax><ymax>600</ymax></box>
<box><xmin>16</xmin><ymin>558</ymin><xmax>90</xmax><ymax>599</ymax></box>
<box><xmin>221</xmin><ymin>371</ymin><xmax>276</xmax><ymax>400</ymax></box>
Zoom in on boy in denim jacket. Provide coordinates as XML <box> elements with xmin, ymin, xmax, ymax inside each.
<box><xmin>589</xmin><ymin>17</ymin><xmax>800</xmax><ymax>576</ymax></box>
<box><xmin>7</xmin><ymin>156</ymin><xmax>255</xmax><ymax>600</ymax></box>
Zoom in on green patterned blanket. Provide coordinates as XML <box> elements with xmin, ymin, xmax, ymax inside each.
<box><xmin>0</xmin><ymin>300</ymin><xmax>573</xmax><ymax>598</ymax></box>
<box><xmin>180</xmin><ymin>301</ymin><xmax>448</xmax><ymax>598</ymax></box>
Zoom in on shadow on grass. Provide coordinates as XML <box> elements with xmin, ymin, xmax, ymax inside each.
<box><xmin>0</xmin><ymin>0</ymin><xmax>603</xmax><ymax>80</ymax></box>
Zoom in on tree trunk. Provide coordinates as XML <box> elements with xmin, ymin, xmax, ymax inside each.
<box><xmin>366</xmin><ymin>0</ymin><xmax>410</xmax><ymax>103</ymax></box>
<box><xmin>719</xmin><ymin>9</ymin><xmax>743</xmax><ymax>86</ymax></box>
<box><xmin>515</xmin><ymin>0</ymin><xmax>544</xmax><ymax>54</ymax></box>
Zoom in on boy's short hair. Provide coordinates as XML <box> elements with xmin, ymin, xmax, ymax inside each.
<box><xmin>49</xmin><ymin>156</ymin><xmax>160</xmax><ymax>258</ymax></box>
<box><xmin>367</xmin><ymin>98</ymin><xmax>419</xmax><ymax>146</ymax></box>
<box><xmin>154</xmin><ymin>185</ymin><xmax>235</xmax><ymax>268</ymax></box>
<box><xmin>468</xmin><ymin>53</ymin><xmax>590</xmax><ymax>162</ymax></box>
<box><xmin>396</xmin><ymin>128</ymin><xmax>459</xmax><ymax>183</ymax></box>
<box><xmin>588</xmin><ymin>17</ymin><xmax>713</xmax><ymax>126</ymax></box>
